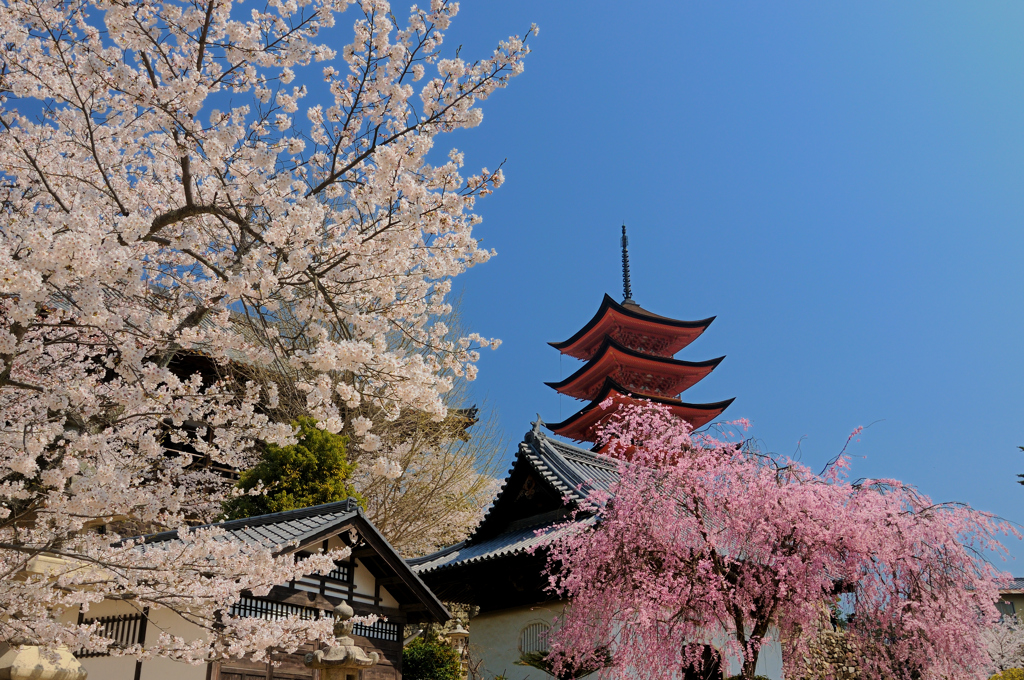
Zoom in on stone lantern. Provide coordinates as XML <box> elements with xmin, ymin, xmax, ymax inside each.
<box><xmin>304</xmin><ymin>602</ymin><xmax>378</xmax><ymax>680</ymax></box>
<box><xmin>446</xmin><ymin>624</ymin><xmax>469</xmax><ymax>656</ymax></box>
<box><xmin>0</xmin><ymin>643</ymin><xmax>87</xmax><ymax>680</ymax></box>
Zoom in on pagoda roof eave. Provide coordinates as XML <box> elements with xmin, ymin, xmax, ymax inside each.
<box><xmin>545</xmin><ymin>378</ymin><xmax>735</xmax><ymax>438</ymax></box>
<box><xmin>549</xmin><ymin>294</ymin><xmax>715</xmax><ymax>353</ymax></box>
<box><xmin>544</xmin><ymin>337</ymin><xmax>725</xmax><ymax>397</ymax></box>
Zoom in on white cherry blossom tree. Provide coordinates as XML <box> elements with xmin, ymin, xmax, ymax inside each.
<box><xmin>0</xmin><ymin>0</ymin><xmax>532</xmax><ymax>659</ymax></box>
<box><xmin>985</xmin><ymin>613</ymin><xmax>1024</xmax><ymax>673</ymax></box>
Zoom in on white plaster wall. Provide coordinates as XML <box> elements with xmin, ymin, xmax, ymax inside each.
<box><xmin>139</xmin><ymin>607</ymin><xmax>208</xmax><ymax>680</ymax></box>
<box><xmin>352</xmin><ymin>559</ymin><xmax>375</xmax><ymax>599</ymax></box>
<box><xmin>379</xmin><ymin>583</ymin><xmax>399</xmax><ymax>609</ymax></box>
<box><xmin>468</xmin><ymin>604</ymin><xmax>784</xmax><ymax>680</ymax></box>
<box><xmin>379</xmin><ymin>584</ymin><xmax>399</xmax><ymax>609</ymax></box>
<box><xmin>756</xmin><ymin>640</ymin><xmax>784</xmax><ymax>680</ymax></box>
<box><xmin>468</xmin><ymin>602</ymin><xmax>564</xmax><ymax>680</ymax></box>
<box><xmin>352</xmin><ymin>559</ymin><xmax>399</xmax><ymax>609</ymax></box>
<box><xmin>74</xmin><ymin>601</ymin><xmax>208</xmax><ymax>680</ymax></box>
<box><xmin>78</xmin><ymin>654</ymin><xmax>139</xmax><ymax>679</ymax></box>
<box><xmin>720</xmin><ymin>635</ymin><xmax>783</xmax><ymax>680</ymax></box>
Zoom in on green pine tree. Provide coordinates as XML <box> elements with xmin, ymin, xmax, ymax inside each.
<box><xmin>224</xmin><ymin>417</ymin><xmax>360</xmax><ymax>519</ymax></box>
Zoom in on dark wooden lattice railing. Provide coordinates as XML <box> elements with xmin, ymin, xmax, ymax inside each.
<box><xmin>76</xmin><ymin>611</ymin><xmax>148</xmax><ymax>658</ymax></box>
<box><xmin>229</xmin><ymin>596</ymin><xmax>400</xmax><ymax>642</ymax></box>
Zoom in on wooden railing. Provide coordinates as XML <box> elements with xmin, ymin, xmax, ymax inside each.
<box><xmin>353</xmin><ymin>619</ymin><xmax>400</xmax><ymax>643</ymax></box>
<box><xmin>229</xmin><ymin>596</ymin><xmax>400</xmax><ymax>642</ymax></box>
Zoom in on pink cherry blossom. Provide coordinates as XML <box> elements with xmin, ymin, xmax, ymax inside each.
<box><xmin>542</xmin><ymin>403</ymin><xmax>1016</xmax><ymax>680</ymax></box>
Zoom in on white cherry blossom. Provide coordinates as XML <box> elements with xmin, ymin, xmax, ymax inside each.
<box><xmin>0</xmin><ymin>0</ymin><xmax>531</xmax><ymax>659</ymax></box>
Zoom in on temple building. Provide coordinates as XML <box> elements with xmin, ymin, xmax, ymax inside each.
<box><xmin>546</xmin><ymin>226</ymin><xmax>733</xmax><ymax>444</ymax></box>
<box><xmin>411</xmin><ymin>228</ymin><xmax>783</xmax><ymax>680</ymax></box>
<box><xmin>410</xmin><ymin>424</ymin><xmax>784</xmax><ymax>680</ymax></box>
<box><xmin>71</xmin><ymin>500</ymin><xmax>448</xmax><ymax>680</ymax></box>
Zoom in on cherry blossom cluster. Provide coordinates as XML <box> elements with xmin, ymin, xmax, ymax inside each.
<box><xmin>984</xmin><ymin>613</ymin><xmax>1024</xmax><ymax>673</ymax></box>
<box><xmin>350</xmin><ymin>422</ymin><xmax>502</xmax><ymax>556</ymax></box>
<box><xmin>368</xmin><ymin>455</ymin><xmax>402</xmax><ymax>479</ymax></box>
<box><xmin>541</xmin><ymin>404</ymin><xmax>1016</xmax><ymax>680</ymax></box>
<box><xmin>0</xmin><ymin>0</ymin><xmax>531</xmax><ymax>659</ymax></box>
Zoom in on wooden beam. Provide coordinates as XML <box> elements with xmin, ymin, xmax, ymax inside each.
<box><xmin>400</xmin><ymin>603</ymin><xmax>428</xmax><ymax>612</ymax></box>
<box><xmin>348</xmin><ymin>516</ymin><xmax>451</xmax><ymax>623</ymax></box>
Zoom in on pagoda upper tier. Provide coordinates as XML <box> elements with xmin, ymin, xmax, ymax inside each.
<box><xmin>549</xmin><ymin>294</ymin><xmax>715</xmax><ymax>360</ymax></box>
<box><xmin>546</xmin><ymin>290</ymin><xmax>731</xmax><ymax>443</ymax></box>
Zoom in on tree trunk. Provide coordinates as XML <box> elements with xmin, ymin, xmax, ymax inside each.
<box><xmin>740</xmin><ymin>651</ymin><xmax>760</xmax><ymax>680</ymax></box>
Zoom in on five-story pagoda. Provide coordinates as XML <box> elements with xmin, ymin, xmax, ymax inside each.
<box><xmin>545</xmin><ymin>226</ymin><xmax>733</xmax><ymax>443</ymax></box>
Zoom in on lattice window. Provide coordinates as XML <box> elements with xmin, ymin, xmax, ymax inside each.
<box><xmin>328</xmin><ymin>564</ymin><xmax>352</xmax><ymax>582</ymax></box>
<box><xmin>518</xmin><ymin>622</ymin><xmax>550</xmax><ymax>654</ymax></box>
<box><xmin>77</xmin><ymin>612</ymin><xmax>148</xmax><ymax>658</ymax></box>
<box><xmin>353</xmin><ymin>620</ymin><xmax>401</xmax><ymax>643</ymax></box>
<box><xmin>229</xmin><ymin>596</ymin><xmax>325</xmax><ymax>621</ymax></box>
<box><xmin>290</xmin><ymin>557</ymin><xmax>353</xmax><ymax>599</ymax></box>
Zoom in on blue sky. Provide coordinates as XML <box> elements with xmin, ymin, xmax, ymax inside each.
<box><xmin>416</xmin><ymin>2</ymin><xmax>1024</xmax><ymax>564</ymax></box>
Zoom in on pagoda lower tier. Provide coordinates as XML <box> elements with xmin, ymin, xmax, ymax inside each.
<box><xmin>545</xmin><ymin>337</ymin><xmax>724</xmax><ymax>401</ymax></box>
<box><xmin>546</xmin><ymin>378</ymin><xmax>735</xmax><ymax>443</ymax></box>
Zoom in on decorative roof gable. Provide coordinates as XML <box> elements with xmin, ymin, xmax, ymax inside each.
<box><xmin>408</xmin><ymin>425</ymin><xmax>617</xmax><ymax>576</ymax></box>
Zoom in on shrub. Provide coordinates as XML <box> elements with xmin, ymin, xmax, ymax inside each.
<box><xmin>403</xmin><ymin>636</ymin><xmax>462</xmax><ymax>680</ymax></box>
<box><xmin>991</xmin><ymin>670</ymin><xmax>1024</xmax><ymax>680</ymax></box>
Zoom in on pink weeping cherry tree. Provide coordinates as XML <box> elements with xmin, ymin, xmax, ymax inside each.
<box><xmin>541</xmin><ymin>403</ymin><xmax>1016</xmax><ymax>680</ymax></box>
<box><xmin>0</xmin><ymin>0</ymin><xmax>533</xmax><ymax>661</ymax></box>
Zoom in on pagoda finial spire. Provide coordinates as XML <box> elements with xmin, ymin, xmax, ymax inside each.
<box><xmin>621</xmin><ymin>224</ymin><xmax>634</xmax><ymax>303</ymax></box>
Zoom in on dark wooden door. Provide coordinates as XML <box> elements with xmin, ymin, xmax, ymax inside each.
<box><xmin>219</xmin><ymin>673</ymin><xmax>268</xmax><ymax>680</ymax></box>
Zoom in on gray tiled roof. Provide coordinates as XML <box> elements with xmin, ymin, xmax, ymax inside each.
<box><xmin>409</xmin><ymin>516</ymin><xmax>595</xmax><ymax>574</ymax></box>
<box><xmin>1002</xmin><ymin>577</ymin><xmax>1024</xmax><ymax>593</ymax></box>
<box><xmin>409</xmin><ymin>427</ymin><xmax>617</xmax><ymax>574</ymax></box>
<box><xmin>464</xmin><ymin>427</ymin><xmax>617</xmax><ymax>543</ymax></box>
<box><xmin>133</xmin><ymin>498</ymin><xmax>361</xmax><ymax>552</ymax></box>
<box><xmin>522</xmin><ymin>430</ymin><xmax>619</xmax><ymax>500</ymax></box>
<box><xmin>130</xmin><ymin>498</ymin><xmax>452</xmax><ymax>622</ymax></box>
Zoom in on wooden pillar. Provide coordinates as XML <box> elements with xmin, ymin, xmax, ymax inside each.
<box><xmin>133</xmin><ymin>607</ymin><xmax>150</xmax><ymax>680</ymax></box>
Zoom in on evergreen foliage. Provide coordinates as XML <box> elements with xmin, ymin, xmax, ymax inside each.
<box><xmin>402</xmin><ymin>634</ymin><xmax>463</xmax><ymax>680</ymax></box>
<box><xmin>224</xmin><ymin>417</ymin><xmax>360</xmax><ymax>519</ymax></box>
